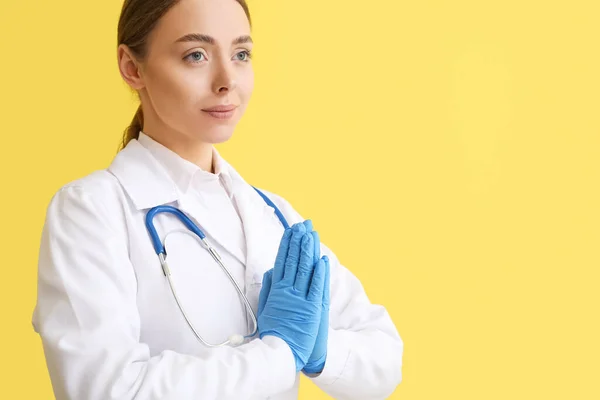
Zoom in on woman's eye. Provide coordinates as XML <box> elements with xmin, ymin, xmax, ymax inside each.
<box><xmin>185</xmin><ymin>51</ymin><xmax>206</xmax><ymax>63</ymax></box>
<box><xmin>234</xmin><ymin>50</ymin><xmax>252</xmax><ymax>62</ymax></box>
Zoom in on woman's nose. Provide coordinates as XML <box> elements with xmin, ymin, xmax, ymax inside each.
<box><xmin>212</xmin><ymin>60</ymin><xmax>237</xmax><ymax>94</ymax></box>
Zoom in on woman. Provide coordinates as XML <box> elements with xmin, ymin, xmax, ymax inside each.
<box><xmin>31</xmin><ymin>0</ymin><xmax>404</xmax><ymax>399</ymax></box>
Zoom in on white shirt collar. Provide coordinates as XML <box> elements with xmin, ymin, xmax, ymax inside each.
<box><xmin>136</xmin><ymin>130</ymin><xmax>231</xmax><ymax>195</ymax></box>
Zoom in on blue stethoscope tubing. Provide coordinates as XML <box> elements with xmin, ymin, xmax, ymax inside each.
<box><xmin>145</xmin><ymin>186</ymin><xmax>289</xmax><ymax>347</ymax></box>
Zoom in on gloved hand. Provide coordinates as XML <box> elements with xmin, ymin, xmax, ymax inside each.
<box><xmin>301</xmin><ymin>221</ymin><xmax>330</xmax><ymax>375</ymax></box>
<box><xmin>257</xmin><ymin>222</ymin><xmax>328</xmax><ymax>372</ymax></box>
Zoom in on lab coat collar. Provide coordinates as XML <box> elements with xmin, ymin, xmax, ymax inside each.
<box><xmin>108</xmin><ymin>135</ymin><xmax>236</xmax><ymax>210</ymax></box>
<box><xmin>107</xmin><ymin>135</ymin><xmax>286</xmax><ymax>280</ymax></box>
<box><xmin>137</xmin><ymin>131</ymin><xmax>232</xmax><ymax>195</ymax></box>
<box><xmin>108</xmin><ymin>138</ymin><xmax>179</xmax><ymax>210</ymax></box>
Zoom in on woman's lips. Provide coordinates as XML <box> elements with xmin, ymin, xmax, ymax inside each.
<box><xmin>202</xmin><ymin>104</ymin><xmax>238</xmax><ymax>120</ymax></box>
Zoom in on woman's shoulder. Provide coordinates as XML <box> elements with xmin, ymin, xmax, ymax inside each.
<box><xmin>59</xmin><ymin>169</ymin><xmax>121</xmax><ymax>194</ymax></box>
<box><xmin>47</xmin><ymin>169</ymin><xmax>129</xmax><ymax>218</ymax></box>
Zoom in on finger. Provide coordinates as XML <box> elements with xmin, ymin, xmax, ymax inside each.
<box><xmin>311</xmin><ymin>231</ymin><xmax>320</xmax><ymax>265</ymax></box>
<box><xmin>304</xmin><ymin>220</ymin><xmax>319</xmax><ymax>265</ymax></box>
<box><xmin>307</xmin><ymin>257</ymin><xmax>326</xmax><ymax>302</ymax></box>
<box><xmin>303</xmin><ymin>219</ymin><xmax>313</xmax><ymax>233</ymax></box>
<box><xmin>293</xmin><ymin>233</ymin><xmax>315</xmax><ymax>296</ymax></box>
<box><xmin>257</xmin><ymin>269</ymin><xmax>273</xmax><ymax>316</ymax></box>
<box><xmin>282</xmin><ymin>222</ymin><xmax>306</xmax><ymax>285</ymax></box>
<box><xmin>322</xmin><ymin>255</ymin><xmax>330</xmax><ymax>308</ymax></box>
<box><xmin>272</xmin><ymin>228</ymin><xmax>292</xmax><ymax>284</ymax></box>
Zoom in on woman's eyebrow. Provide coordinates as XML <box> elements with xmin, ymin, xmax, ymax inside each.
<box><xmin>174</xmin><ymin>33</ymin><xmax>253</xmax><ymax>45</ymax></box>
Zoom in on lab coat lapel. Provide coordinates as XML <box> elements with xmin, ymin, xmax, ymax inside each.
<box><xmin>175</xmin><ymin>194</ymin><xmax>247</xmax><ymax>266</ymax></box>
<box><xmin>108</xmin><ymin>139</ymin><xmax>247</xmax><ymax>265</ymax></box>
<box><xmin>228</xmin><ymin>175</ymin><xmax>287</xmax><ymax>315</ymax></box>
<box><xmin>109</xmin><ymin>139</ymin><xmax>286</xmax><ymax>303</ymax></box>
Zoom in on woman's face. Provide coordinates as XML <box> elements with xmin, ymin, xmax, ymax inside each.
<box><xmin>129</xmin><ymin>0</ymin><xmax>253</xmax><ymax>145</ymax></box>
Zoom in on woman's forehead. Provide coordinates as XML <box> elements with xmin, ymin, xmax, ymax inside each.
<box><xmin>152</xmin><ymin>0</ymin><xmax>250</xmax><ymax>46</ymax></box>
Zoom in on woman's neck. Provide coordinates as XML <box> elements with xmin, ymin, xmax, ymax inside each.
<box><xmin>142</xmin><ymin>128</ymin><xmax>215</xmax><ymax>173</ymax></box>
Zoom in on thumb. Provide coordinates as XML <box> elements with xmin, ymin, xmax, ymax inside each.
<box><xmin>257</xmin><ymin>269</ymin><xmax>273</xmax><ymax>316</ymax></box>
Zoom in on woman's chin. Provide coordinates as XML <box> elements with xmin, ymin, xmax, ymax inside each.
<box><xmin>197</xmin><ymin>126</ymin><xmax>235</xmax><ymax>144</ymax></box>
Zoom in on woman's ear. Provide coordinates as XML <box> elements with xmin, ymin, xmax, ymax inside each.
<box><xmin>117</xmin><ymin>44</ymin><xmax>145</xmax><ymax>90</ymax></box>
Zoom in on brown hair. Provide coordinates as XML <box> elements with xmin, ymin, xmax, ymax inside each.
<box><xmin>117</xmin><ymin>0</ymin><xmax>252</xmax><ymax>150</ymax></box>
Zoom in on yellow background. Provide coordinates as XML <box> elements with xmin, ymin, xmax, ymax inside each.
<box><xmin>1</xmin><ymin>0</ymin><xmax>599</xmax><ymax>398</ymax></box>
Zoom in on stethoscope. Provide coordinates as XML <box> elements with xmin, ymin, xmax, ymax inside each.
<box><xmin>145</xmin><ymin>186</ymin><xmax>289</xmax><ymax>348</ymax></box>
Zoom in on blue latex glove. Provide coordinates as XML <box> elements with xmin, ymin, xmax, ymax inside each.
<box><xmin>257</xmin><ymin>222</ymin><xmax>328</xmax><ymax>372</ymax></box>
<box><xmin>302</xmin><ymin>256</ymin><xmax>329</xmax><ymax>373</ymax></box>
<box><xmin>303</xmin><ymin>256</ymin><xmax>329</xmax><ymax>374</ymax></box>
<box><xmin>301</xmin><ymin>220</ymin><xmax>330</xmax><ymax>375</ymax></box>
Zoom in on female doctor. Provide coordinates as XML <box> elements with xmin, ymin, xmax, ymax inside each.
<box><xmin>31</xmin><ymin>0</ymin><xmax>403</xmax><ymax>399</ymax></box>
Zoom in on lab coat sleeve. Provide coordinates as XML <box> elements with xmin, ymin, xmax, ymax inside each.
<box><xmin>263</xmin><ymin>189</ymin><xmax>404</xmax><ymax>400</ymax></box>
<box><xmin>32</xmin><ymin>185</ymin><xmax>297</xmax><ymax>400</ymax></box>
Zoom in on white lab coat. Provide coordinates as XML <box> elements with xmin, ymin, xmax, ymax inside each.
<box><xmin>32</xmin><ymin>137</ymin><xmax>404</xmax><ymax>400</ymax></box>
